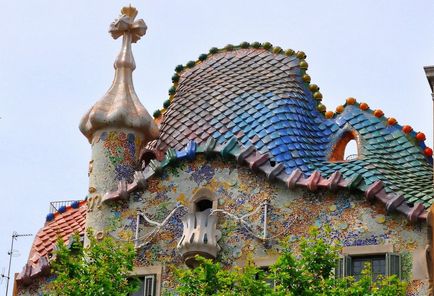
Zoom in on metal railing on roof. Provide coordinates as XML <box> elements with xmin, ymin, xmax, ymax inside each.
<box><xmin>49</xmin><ymin>200</ymin><xmax>79</xmax><ymax>214</ymax></box>
<box><xmin>345</xmin><ymin>154</ymin><xmax>358</xmax><ymax>161</ymax></box>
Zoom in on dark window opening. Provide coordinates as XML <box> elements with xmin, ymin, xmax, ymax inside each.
<box><xmin>195</xmin><ymin>199</ymin><xmax>213</xmax><ymax>212</ymax></box>
<box><xmin>352</xmin><ymin>256</ymin><xmax>386</xmax><ymax>281</ymax></box>
<box><xmin>336</xmin><ymin>253</ymin><xmax>401</xmax><ymax>281</ymax></box>
<box><xmin>130</xmin><ymin>274</ymin><xmax>156</xmax><ymax>296</ymax></box>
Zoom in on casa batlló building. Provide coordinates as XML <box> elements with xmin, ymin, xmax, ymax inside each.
<box><xmin>13</xmin><ymin>6</ymin><xmax>434</xmax><ymax>296</ymax></box>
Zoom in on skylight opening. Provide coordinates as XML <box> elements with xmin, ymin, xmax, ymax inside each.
<box><xmin>329</xmin><ymin>130</ymin><xmax>360</xmax><ymax>162</ymax></box>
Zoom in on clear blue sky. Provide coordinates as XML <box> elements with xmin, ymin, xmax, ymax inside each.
<box><xmin>1</xmin><ymin>0</ymin><xmax>434</xmax><ymax>294</ymax></box>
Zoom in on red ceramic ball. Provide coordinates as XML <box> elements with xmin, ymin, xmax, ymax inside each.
<box><xmin>402</xmin><ymin>125</ymin><xmax>413</xmax><ymax>134</ymax></box>
<box><xmin>416</xmin><ymin>132</ymin><xmax>426</xmax><ymax>141</ymax></box>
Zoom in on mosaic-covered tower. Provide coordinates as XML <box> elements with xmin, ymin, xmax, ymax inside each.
<box><xmin>79</xmin><ymin>6</ymin><xmax>159</xmax><ymax>236</ymax></box>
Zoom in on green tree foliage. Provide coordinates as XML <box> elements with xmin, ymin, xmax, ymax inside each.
<box><xmin>46</xmin><ymin>229</ymin><xmax>138</xmax><ymax>296</ymax></box>
<box><xmin>173</xmin><ymin>228</ymin><xmax>407</xmax><ymax>296</ymax></box>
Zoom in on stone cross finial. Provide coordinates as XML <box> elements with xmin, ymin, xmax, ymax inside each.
<box><xmin>79</xmin><ymin>5</ymin><xmax>159</xmax><ymax>143</ymax></box>
<box><xmin>109</xmin><ymin>5</ymin><xmax>147</xmax><ymax>43</ymax></box>
<box><xmin>109</xmin><ymin>5</ymin><xmax>147</xmax><ymax>70</ymax></box>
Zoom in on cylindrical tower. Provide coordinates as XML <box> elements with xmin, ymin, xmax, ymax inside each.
<box><xmin>79</xmin><ymin>6</ymin><xmax>159</xmax><ymax>238</ymax></box>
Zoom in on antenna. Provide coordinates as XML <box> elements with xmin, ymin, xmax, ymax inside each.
<box><xmin>0</xmin><ymin>268</ymin><xmax>5</xmax><ymax>285</ymax></box>
<box><xmin>3</xmin><ymin>232</ymin><xmax>32</xmax><ymax>296</ymax></box>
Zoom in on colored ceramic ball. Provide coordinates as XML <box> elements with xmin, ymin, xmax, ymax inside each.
<box><xmin>387</xmin><ymin>117</ymin><xmax>397</xmax><ymax>125</ymax></box>
<box><xmin>262</xmin><ymin>42</ymin><xmax>272</xmax><ymax>50</ymax></box>
<box><xmin>313</xmin><ymin>92</ymin><xmax>323</xmax><ymax>100</ymax></box>
<box><xmin>224</xmin><ymin>44</ymin><xmax>234</xmax><ymax>51</ymax></box>
<box><xmin>336</xmin><ymin>105</ymin><xmax>345</xmax><ymax>113</ymax></box>
<box><xmin>359</xmin><ymin>102</ymin><xmax>369</xmax><ymax>110</ymax></box>
<box><xmin>346</xmin><ymin>97</ymin><xmax>356</xmax><ymax>105</ymax></box>
<box><xmin>296</xmin><ymin>51</ymin><xmax>306</xmax><ymax>59</ymax></box>
<box><xmin>46</xmin><ymin>213</ymin><xmax>55</xmax><ymax>222</ymax></box>
<box><xmin>163</xmin><ymin>99</ymin><xmax>171</xmax><ymax>109</ymax></box>
<box><xmin>299</xmin><ymin>61</ymin><xmax>308</xmax><ymax>69</ymax></box>
<box><xmin>285</xmin><ymin>49</ymin><xmax>295</xmax><ymax>56</ymax></box>
<box><xmin>168</xmin><ymin>86</ymin><xmax>176</xmax><ymax>95</ymax></box>
<box><xmin>416</xmin><ymin>132</ymin><xmax>426</xmax><ymax>141</ymax></box>
<box><xmin>424</xmin><ymin>147</ymin><xmax>433</xmax><ymax>157</ymax></box>
<box><xmin>153</xmin><ymin>110</ymin><xmax>162</xmax><ymax>118</ymax></box>
<box><xmin>309</xmin><ymin>84</ymin><xmax>319</xmax><ymax>92</ymax></box>
<box><xmin>272</xmin><ymin>46</ymin><xmax>283</xmax><ymax>54</ymax></box>
<box><xmin>402</xmin><ymin>125</ymin><xmax>413</xmax><ymax>134</ymax></box>
<box><xmin>175</xmin><ymin>64</ymin><xmax>184</xmax><ymax>73</ymax></box>
<box><xmin>171</xmin><ymin>74</ymin><xmax>180</xmax><ymax>83</ymax></box>
<box><xmin>186</xmin><ymin>61</ymin><xmax>196</xmax><ymax>68</ymax></box>
<box><xmin>325</xmin><ymin>111</ymin><xmax>334</xmax><ymax>119</ymax></box>
<box><xmin>251</xmin><ymin>42</ymin><xmax>261</xmax><ymax>49</ymax></box>
<box><xmin>209</xmin><ymin>47</ymin><xmax>219</xmax><ymax>54</ymax></box>
<box><xmin>58</xmin><ymin>206</ymin><xmax>67</xmax><ymax>213</ymax></box>
<box><xmin>198</xmin><ymin>53</ymin><xmax>208</xmax><ymax>61</ymax></box>
<box><xmin>240</xmin><ymin>41</ymin><xmax>250</xmax><ymax>49</ymax></box>
<box><xmin>302</xmin><ymin>74</ymin><xmax>311</xmax><ymax>83</ymax></box>
<box><xmin>373</xmin><ymin>109</ymin><xmax>384</xmax><ymax>118</ymax></box>
<box><xmin>71</xmin><ymin>201</ymin><xmax>80</xmax><ymax>209</ymax></box>
<box><xmin>317</xmin><ymin>103</ymin><xmax>326</xmax><ymax>112</ymax></box>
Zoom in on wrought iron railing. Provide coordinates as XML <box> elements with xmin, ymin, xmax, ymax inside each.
<box><xmin>49</xmin><ymin>200</ymin><xmax>78</xmax><ymax>213</ymax></box>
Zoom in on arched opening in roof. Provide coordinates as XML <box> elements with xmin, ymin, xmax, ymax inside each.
<box><xmin>329</xmin><ymin>130</ymin><xmax>360</xmax><ymax>162</ymax></box>
<box><xmin>344</xmin><ymin>139</ymin><xmax>358</xmax><ymax>160</ymax></box>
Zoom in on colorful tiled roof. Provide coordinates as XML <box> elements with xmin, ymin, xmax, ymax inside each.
<box><xmin>147</xmin><ymin>43</ymin><xmax>433</xmax><ymax>208</ymax></box>
<box><xmin>16</xmin><ymin>201</ymin><xmax>86</xmax><ymax>284</ymax></box>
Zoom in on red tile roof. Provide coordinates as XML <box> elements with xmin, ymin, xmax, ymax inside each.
<box><xmin>16</xmin><ymin>201</ymin><xmax>87</xmax><ymax>284</ymax></box>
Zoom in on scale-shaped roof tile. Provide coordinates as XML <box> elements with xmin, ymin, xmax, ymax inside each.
<box><xmin>147</xmin><ymin>43</ymin><xmax>433</xmax><ymax>207</ymax></box>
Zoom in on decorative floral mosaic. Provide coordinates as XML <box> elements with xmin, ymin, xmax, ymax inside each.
<box><xmin>106</xmin><ymin>156</ymin><xmax>429</xmax><ymax>295</ymax></box>
<box><xmin>98</xmin><ymin>131</ymin><xmax>141</xmax><ymax>181</ymax></box>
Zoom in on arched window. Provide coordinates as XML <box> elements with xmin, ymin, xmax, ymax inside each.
<box><xmin>191</xmin><ymin>188</ymin><xmax>217</xmax><ymax>212</ymax></box>
<box><xmin>329</xmin><ymin>130</ymin><xmax>360</xmax><ymax>162</ymax></box>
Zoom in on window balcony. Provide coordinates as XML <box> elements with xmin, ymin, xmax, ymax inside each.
<box><xmin>177</xmin><ymin>208</ymin><xmax>220</xmax><ymax>268</ymax></box>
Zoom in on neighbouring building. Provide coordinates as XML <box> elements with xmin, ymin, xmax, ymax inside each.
<box><xmin>14</xmin><ymin>6</ymin><xmax>434</xmax><ymax>296</ymax></box>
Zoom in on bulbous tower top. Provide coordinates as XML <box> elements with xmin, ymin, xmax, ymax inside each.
<box><xmin>79</xmin><ymin>5</ymin><xmax>159</xmax><ymax>143</ymax></box>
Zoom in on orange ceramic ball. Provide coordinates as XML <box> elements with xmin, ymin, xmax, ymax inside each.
<box><xmin>359</xmin><ymin>102</ymin><xmax>369</xmax><ymax>110</ymax></box>
<box><xmin>424</xmin><ymin>147</ymin><xmax>433</xmax><ymax>157</ymax></box>
<box><xmin>402</xmin><ymin>125</ymin><xmax>413</xmax><ymax>134</ymax></box>
<box><xmin>346</xmin><ymin>97</ymin><xmax>356</xmax><ymax>105</ymax></box>
<box><xmin>416</xmin><ymin>132</ymin><xmax>426</xmax><ymax>141</ymax></box>
<box><xmin>387</xmin><ymin>117</ymin><xmax>397</xmax><ymax>125</ymax></box>
<box><xmin>336</xmin><ymin>105</ymin><xmax>345</xmax><ymax>113</ymax></box>
<box><xmin>325</xmin><ymin>111</ymin><xmax>334</xmax><ymax>119</ymax></box>
<box><xmin>373</xmin><ymin>109</ymin><xmax>384</xmax><ymax>118</ymax></box>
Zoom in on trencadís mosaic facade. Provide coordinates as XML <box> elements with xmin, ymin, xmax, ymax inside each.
<box><xmin>15</xmin><ymin>6</ymin><xmax>433</xmax><ymax>296</ymax></box>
